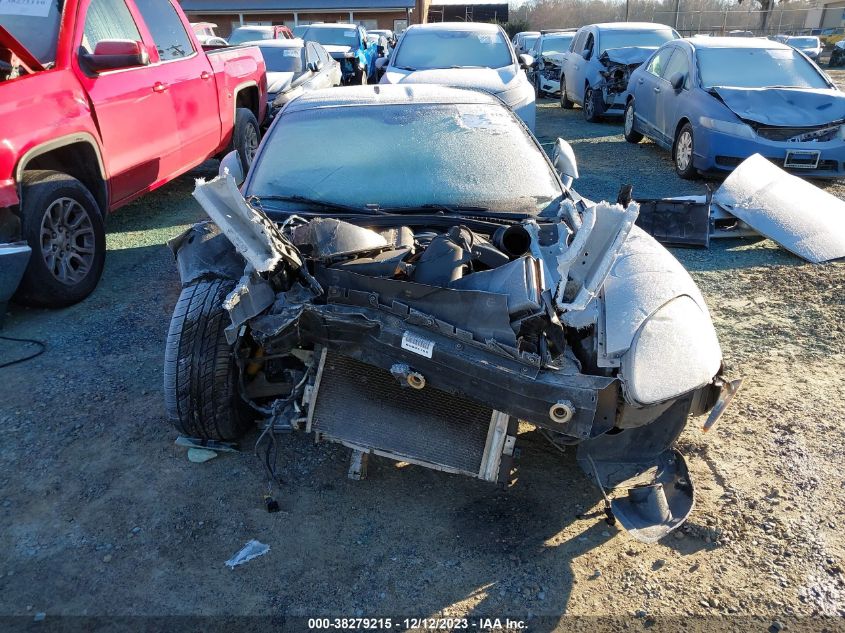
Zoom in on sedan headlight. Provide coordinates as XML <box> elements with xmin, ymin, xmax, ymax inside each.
<box><xmin>699</xmin><ymin>116</ymin><xmax>755</xmax><ymax>139</ymax></box>
<box><xmin>621</xmin><ymin>295</ymin><xmax>722</xmax><ymax>406</ymax></box>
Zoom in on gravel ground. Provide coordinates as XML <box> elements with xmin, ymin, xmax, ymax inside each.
<box><xmin>1</xmin><ymin>84</ymin><xmax>844</xmax><ymax>631</ymax></box>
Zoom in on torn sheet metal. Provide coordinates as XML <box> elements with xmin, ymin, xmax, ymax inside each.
<box><xmin>192</xmin><ymin>175</ymin><xmax>301</xmax><ymax>273</ymax></box>
<box><xmin>712</xmin><ymin>87</ymin><xmax>845</xmax><ymax>128</ymax></box>
<box><xmin>539</xmin><ymin>200</ymin><xmax>639</xmax><ymax>313</ymax></box>
<box><xmin>713</xmin><ymin>153</ymin><xmax>845</xmax><ymax>263</ymax></box>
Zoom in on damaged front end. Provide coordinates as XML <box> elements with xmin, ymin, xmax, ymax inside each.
<box><xmin>596</xmin><ymin>47</ymin><xmax>656</xmax><ymax>114</ymax></box>
<box><xmin>167</xmin><ymin>166</ymin><xmax>737</xmax><ymax>541</ymax></box>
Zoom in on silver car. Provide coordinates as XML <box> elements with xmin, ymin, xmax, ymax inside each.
<box><xmin>560</xmin><ymin>22</ymin><xmax>679</xmax><ymax>121</ymax></box>
<box><xmin>380</xmin><ymin>22</ymin><xmax>536</xmax><ymax>131</ymax></box>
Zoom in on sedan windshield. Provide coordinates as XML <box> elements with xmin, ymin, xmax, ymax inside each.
<box><xmin>787</xmin><ymin>36</ymin><xmax>820</xmax><ymax>48</ymax></box>
<box><xmin>599</xmin><ymin>29</ymin><xmax>678</xmax><ymax>54</ymax></box>
<box><xmin>259</xmin><ymin>46</ymin><xmax>304</xmax><ymax>72</ymax></box>
<box><xmin>393</xmin><ymin>30</ymin><xmax>513</xmax><ymax>70</ymax></box>
<box><xmin>523</xmin><ymin>35</ymin><xmax>538</xmax><ymax>50</ymax></box>
<box><xmin>697</xmin><ymin>47</ymin><xmax>828</xmax><ymax>89</ymax></box>
<box><xmin>229</xmin><ymin>28</ymin><xmax>272</xmax><ymax>45</ymax></box>
<box><xmin>542</xmin><ymin>35</ymin><xmax>574</xmax><ymax>55</ymax></box>
<box><xmin>301</xmin><ymin>26</ymin><xmax>358</xmax><ymax>47</ymax></box>
<box><xmin>248</xmin><ymin>104</ymin><xmax>560</xmax><ymax>214</ymax></box>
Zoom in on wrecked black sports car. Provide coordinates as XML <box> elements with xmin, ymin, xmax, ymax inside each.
<box><xmin>165</xmin><ymin>85</ymin><xmax>739</xmax><ymax>542</ymax></box>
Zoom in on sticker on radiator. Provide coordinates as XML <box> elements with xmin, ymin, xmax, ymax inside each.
<box><xmin>401</xmin><ymin>331</ymin><xmax>434</xmax><ymax>358</ymax></box>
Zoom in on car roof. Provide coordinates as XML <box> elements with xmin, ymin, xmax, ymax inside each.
<box><xmin>516</xmin><ymin>31</ymin><xmax>541</xmax><ymax>36</ymax></box>
<box><xmin>234</xmin><ymin>25</ymin><xmax>273</xmax><ymax>31</ymax></box>
<box><xmin>541</xmin><ymin>29</ymin><xmax>576</xmax><ymax>35</ymax></box>
<box><xmin>407</xmin><ymin>22</ymin><xmax>502</xmax><ymax>33</ymax></box>
<box><xmin>590</xmin><ymin>22</ymin><xmax>675</xmax><ymax>31</ymax></box>
<box><xmin>686</xmin><ymin>36</ymin><xmax>792</xmax><ymax>50</ymax></box>
<box><xmin>284</xmin><ymin>84</ymin><xmax>504</xmax><ymax>114</ymax></box>
<box><xmin>303</xmin><ymin>23</ymin><xmax>357</xmax><ymax>30</ymax></box>
<box><xmin>246</xmin><ymin>38</ymin><xmax>304</xmax><ymax>48</ymax></box>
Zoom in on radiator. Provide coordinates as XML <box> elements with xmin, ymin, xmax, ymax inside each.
<box><xmin>307</xmin><ymin>350</ymin><xmax>513</xmax><ymax>481</ymax></box>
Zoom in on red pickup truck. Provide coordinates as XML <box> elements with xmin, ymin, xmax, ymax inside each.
<box><xmin>0</xmin><ymin>0</ymin><xmax>267</xmax><ymax>308</ymax></box>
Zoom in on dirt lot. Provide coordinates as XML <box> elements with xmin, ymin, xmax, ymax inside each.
<box><xmin>1</xmin><ymin>83</ymin><xmax>844</xmax><ymax>631</ymax></box>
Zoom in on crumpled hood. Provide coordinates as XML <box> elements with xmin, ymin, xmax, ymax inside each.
<box><xmin>541</xmin><ymin>53</ymin><xmax>567</xmax><ymax>67</ymax></box>
<box><xmin>267</xmin><ymin>71</ymin><xmax>295</xmax><ymax>95</ymax></box>
<box><xmin>600</xmin><ymin>46</ymin><xmax>658</xmax><ymax>67</ymax></box>
<box><xmin>712</xmin><ymin>86</ymin><xmax>845</xmax><ymax>127</ymax></box>
<box><xmin>382</xmin><ymin>66</ymin><xmax>518</xmax><ymax>95</ymax></box>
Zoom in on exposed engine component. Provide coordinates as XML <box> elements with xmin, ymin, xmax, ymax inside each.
<box><xmin>412</xmin><ymin>226</ymin><xmax>474</xmax><ymax>286</ymax></box>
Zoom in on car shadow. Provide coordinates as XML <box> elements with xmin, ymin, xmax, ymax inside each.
<box><xmin>670</xmin><ymin>239</ymin><xmax>807</xmax><ymax>273</ymax></box>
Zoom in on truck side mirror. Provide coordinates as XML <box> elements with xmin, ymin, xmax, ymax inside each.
<box><xmin>552</xmin><ymin>138</ymin><xmax>579</xmax><ymax>189</ymax></box>
<box><xmin>219</xmin><ymin>150</ymin><xmax>245</xmax><ymax>186</ymax></box>
<box><xmin>519</xmin><ymin>53</ymin><xmax>534</xmax><ymax>69</ymax></box>
<box><xmin>81</xmin><ymin>39</ymin><xmax>149</xmax><ymax>73</ymax></box>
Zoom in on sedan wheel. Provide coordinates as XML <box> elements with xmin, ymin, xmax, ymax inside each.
<box><xmin>623</xmin><ymin>101</ymin><xmax>643</xmax><ymax>144</ymax></box>
<box><xmin>674</xmin><ymin>123</ymin><xmax>697</xmax><ymax>179</ymax></box>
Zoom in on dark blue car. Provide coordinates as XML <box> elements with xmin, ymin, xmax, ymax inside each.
<box><xmin>624</xmin><ymin>37</ymin><xmax>845</xmax><ymax>179</ymax></box>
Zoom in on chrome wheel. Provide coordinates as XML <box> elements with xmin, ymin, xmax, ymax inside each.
<box><xmin>624</xmin><ymin>104</ymin><xmax>634</xmax><ymax>135</ymax></box>
<box><xmin>243</xmin><ymin>124</ymin><xmax>259</xmax><ymax>166</ymax></box>
<box><xmin>39</xmin><ymin>197</ymin><xmax>95</xmax><ymax>286</ymax></box>
<box><xmin>584</xmin><ymin>89</ymin><xmax>594</xmax><ymax>118</ymax></box>
<box><xmin>676</xmin><ymin>130</ymin><xmax>693</xmax><ymax>172</ymax></box>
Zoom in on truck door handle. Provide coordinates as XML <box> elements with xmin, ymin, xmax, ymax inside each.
<box><xmin>153</xmin><ymin>82</ymin><xmax>169</xmax><ymax>93</ymax></box>
<box><xmin>200</xmin><ymin>71</ymin><xmax>211</xmax><ymax>80</ymax></box>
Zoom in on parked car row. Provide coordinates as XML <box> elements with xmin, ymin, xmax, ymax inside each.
<box><xmin>517</xmin><ymin>21</ymin><xmax>845</xmax><ymax>180</ymax></box>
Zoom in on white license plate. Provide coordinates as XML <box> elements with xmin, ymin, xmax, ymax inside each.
<box><xmin>784</xmin><ymin>149</ymin><xmax>821</xmax><ymax>169</ymax></box>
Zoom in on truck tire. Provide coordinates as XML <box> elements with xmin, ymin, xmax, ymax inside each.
<box><xmin>15</xmin><ymin>170</ymin><xmax>106</xmax><ymax>308</ymax></box>
<box><xmin>233</xmin><ymin>107</ymin><xmax>260</xmax><ymax>172</ymax></box>
<box><xmin>559</xmin><ymin>75</ymin><xmax>574</xmax><ymax>109</ymax></box>
<box><xmin>164</xmin><ymin>278</ymin><xmax>252</xmax><ymax>441</ymax></box>
<box><xmin>583</xmin><ymin>85</ymin><xmax>604</xmax><ymax>122</ymax></box>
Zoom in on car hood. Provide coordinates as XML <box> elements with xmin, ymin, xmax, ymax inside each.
<box><xmin>322</xmin><ymin>44</ymin><xmax>354</xmax><ymax>57</ymax></box>
<box><xmin>382</xmin><ymin>66</ymin><xmax>519</xmax><ymax>95</ymax></box>
<box><xmin>267</xmin><ymin>71</ymin><xmax>296</xmax><ymax>94</ymax></box>
<box><xmin>711</xmin><ymin>86</ymin><xmax>845</xmax><ymax>127</ymax></box>
<box><xmin>541</xmin><ymin>53</ymin><xmax>567</xmax><ymax>66</ymax></box>
<box><xmin>599</xmin><ymin>46</ymin><xmax>658</xmax><ymax>67</ymax></box>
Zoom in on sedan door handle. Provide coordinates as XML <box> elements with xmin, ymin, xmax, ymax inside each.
<box><xmin>200</xmin><ymin>71</ymin><xmax>211</xmax><ymax>80</ymax></box>
<box><xmin>638</xmin><ymin>78</ymin><xmax>644</xmax><ymax>84</ymax></box>
<box><xmin>653</xmin><ymin>86</ymin><xmax>661</xmax><ymax>93</ymax></box>
<box><xmin>153</xmin><ymin>82</ymin><xmax>169</xmax><ymax>93</ymax></box>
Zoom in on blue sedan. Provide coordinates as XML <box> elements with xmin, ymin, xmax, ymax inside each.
<box><xmin>624</xmin><ymin>37</ymin><xmax>845</xmax><ymax>179</ymax></box>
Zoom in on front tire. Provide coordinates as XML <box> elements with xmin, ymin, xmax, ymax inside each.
<box><xmin>583</xmin><ymin>85</ymin><xmax>604</xmax><ymax>122</ymax></box>
<box><xmin>559</xmin><ymin>75</ymin><xmax>574</xmax><ymax>109</ymax></box>
<box><xmin>674</xmin><ymin>122</ymin><xmax>697</xmax><ymax>179</ymax></box>
<box><xmin>232</xmin><ymin>107</ymin><xmax>260</xmax><ymax>172</ymax></box>
<box><xmin>15</xmin><ymin>170</ymin><xmax>106</xmax><ymax>308</ymax></box>
<box><xmin>534</xmin><ymin>74</ymin><xmax>545</xmax><ymax>98</ymax></box>
<box><xmin>164</xmin><ymin>278</ymin><xmax>252</xmax><ymax>441</ymax></box>
<box><xmin>623</xmin><ymin>100</ymin><xmax>644</xmax><ymax>143</ymax></box>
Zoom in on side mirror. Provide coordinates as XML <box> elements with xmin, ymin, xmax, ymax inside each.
<box><xmin>308</xmin><ymin>60</ymin><xmax>323</xmax><ymax>72</ymax></box>
<box><xmin>669</xmin><ymin>71</ymin><xmax>685</xmax><ymax>91</ymax></box>
<box><xmin>581</xmin><ymin>47</ymin><xmax>592</xmax><ymax>60</ymax></box>
<box><xmin>552</xmin><ymin>138</ymin><xmax>579</xmax><ymax>189</ymax></box>
<box><xmin>519</xmin><ymin>53</ymin><xmax>534</xmax><ymax>69</ymax></box>
<box><xmin>219</xmin><ymin>150</ymin><xmax>245</xmax><ymax>186</ymax></box>
<box><xmin>81</xmin><ymin>39</ymin><xmax>149</xmax><ymax>72</ymax></box>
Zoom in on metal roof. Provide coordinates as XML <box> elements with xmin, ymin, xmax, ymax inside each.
<box><xmin>181</xmin><ymin>0</ymin><xmax>415</xmax><ymax>10</ymax></box>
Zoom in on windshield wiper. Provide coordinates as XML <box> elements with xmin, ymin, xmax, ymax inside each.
<box><xmin>247</xmin><ymin>195</ymin><xmax>384</xmax><ymax>214</ymax></box>
<box><xmin>395</xmin><ymin>65</ymin><xmax>416</xmax><ymax>71</ymax></box>
<box><xmin>379</xmin><ymin>204</ymin><xmax>529</xmax><ymax>220</ymax></box>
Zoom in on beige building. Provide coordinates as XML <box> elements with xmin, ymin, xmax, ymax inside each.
<box><xmin>179</xmin><ymin>0</ymin><xmax>431</xmax><ymax>36</ymax></box>
<box><xmin>805</xmin><ymin>0</ymin><xmax>845</xmax><ymax>30</ymax></box>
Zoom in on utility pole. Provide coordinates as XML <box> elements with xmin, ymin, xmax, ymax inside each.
<box><xmin>674</xmin><ymin>0</ymin><xmax>682</xmax><ymax>29</ymax></box>
<box><xmin>625</xmin><ymin>0</ymin><xmax>630</xmax><ymax>21</ymax></box>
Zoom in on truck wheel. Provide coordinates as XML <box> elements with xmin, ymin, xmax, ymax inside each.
<box><xmin>15</xmin><ymin>170</ymin><xmax>105</xmax><ymax>308</ymax></box>
<box><xmin>233</xmin><ymin>107</ymin><xmax>260</xmax><ymax>172</ymax></box>
<box><xmin>674</xmin><ymin>123</ymin><xmax>697</xmax><ymax>180</ymax></box>
<box><xmin>583</xmin><ymin>85</ymin><xmax>604</xmax><ymax>122</ymax></box>
<box><xmin>623</xmin><ymin>100</ymin><xmax>643</xmax><ymax>143</ymax></box>
<box><xmin>559</xmin><ymin>75</ymin><xmax>574</xmax><ymax>109</ymax></box>
<box><xmin>164</xmin><ymin>278</ymin><xmax>252</xmax><ymax>441</ymax></box>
